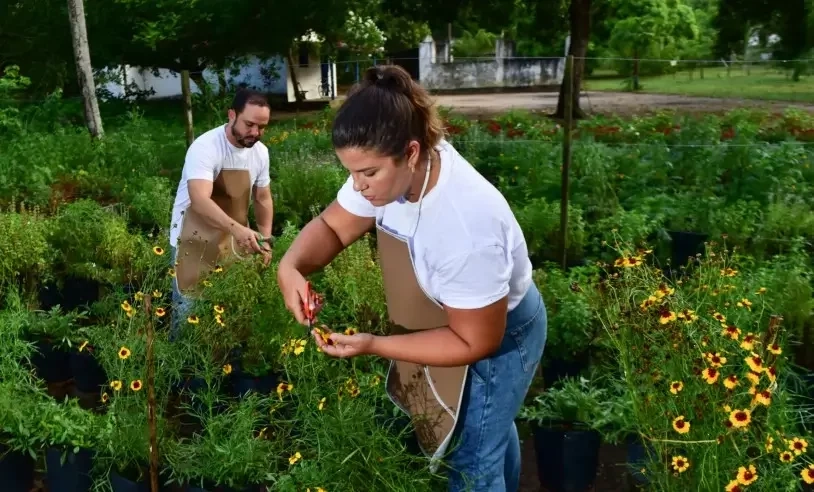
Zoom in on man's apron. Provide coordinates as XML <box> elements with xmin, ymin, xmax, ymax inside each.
<box><xmin>175</xmin><ymin>169</ymin><xmax>253</xmax><ymax>293</ymax></box>
<box><xmin>374</xmin><ymin>157</ymin><xmax>468</xmax><ymax>472</ymax></box>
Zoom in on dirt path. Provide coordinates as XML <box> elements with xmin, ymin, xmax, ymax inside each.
<box><xmin>433</xmin><ymin>91</ymin><xmax>814</xmax><ymax>117</ymax></box>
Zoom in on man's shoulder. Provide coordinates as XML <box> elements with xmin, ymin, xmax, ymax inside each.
<box><xmin>187</xmin><ymin>125</ymin><xmax>226</xmax><ymax>154</ymax></box>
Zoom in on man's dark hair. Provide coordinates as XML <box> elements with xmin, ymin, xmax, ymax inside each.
<box><xmin>231</xmin><ymin>88</ymin><xmax>269</xmax><ymax>114</ymax></box>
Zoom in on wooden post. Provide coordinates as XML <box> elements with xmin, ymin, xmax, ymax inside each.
<box><xmin>559</xmin><ymin>55</ymin><xmax>574</xmax><ymax>270</ymax></box>
<box><xmin>180</xmin><ymin>70</ymin><xmax>194</xmax><ymax>147</ymax></box>
<box><xmin>67</xmin><ymin>0</ymin><xmax>104</xmax><ymax>139</ymax></box>
<box><xmin>143</xmin><ymin>295</ymin><xmax>160</xmax><ymax>492</ymax></box>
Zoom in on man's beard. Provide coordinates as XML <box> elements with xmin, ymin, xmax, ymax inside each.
<box><xmin>231</xmin><ymin>123</ymin><xmax>257</xmax><ymax>148</ymax></box>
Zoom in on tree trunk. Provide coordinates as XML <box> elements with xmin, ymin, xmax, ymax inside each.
<box><xmin>286</xmin><ymin>51</ymin><xmax>305</xmax><ymax>103</ymax></box>
<box><xmin>181</xmin><ymin>70</ymin><xmax>194</xmax><ymax>147</ymax></box>
<box><xmin>554</xmin><ymin>0</ymin><xmax>591</xmax><ymax>120</ymax></box>
<box><xmin>67</xmin><ymin>0</ymin><xmax>103</xmax><ymax>139</ymax></box>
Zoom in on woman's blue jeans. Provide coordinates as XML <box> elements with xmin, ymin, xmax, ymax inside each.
<box><xmin>446</xmin><ymin>282</ymin><xmax>548</xmax><ymax>492</ymax></box>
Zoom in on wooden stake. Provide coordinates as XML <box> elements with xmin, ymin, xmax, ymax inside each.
<box><xmin>143</xmin><ymin>295</ymin><xmax>159</xmax><ymax>492</ymax></box>
<box><xmin>559</xmin><ymin>55</ymin><xmax>574</xmax><ymax>270</ymax></box>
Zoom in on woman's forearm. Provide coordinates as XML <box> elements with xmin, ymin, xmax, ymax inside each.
<box><xmin>369</xmin><ymin>328</ymin><xmax>484</xmax><ymax>367</ymax></box>
<box><xmin>279</xmin><ymin>215</ymin><xmax>345</xmax><ymax>276</ymax></box>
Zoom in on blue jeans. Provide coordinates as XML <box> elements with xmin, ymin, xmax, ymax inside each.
<box><xmin>169</xmin><ymin>246</ymin><xmax>193</xmax><ymax>341</ymax></box>
<box><xmin>446</xmin><ymin>282</ymin><xmax>548</xmax><ymax>492</ymax></box>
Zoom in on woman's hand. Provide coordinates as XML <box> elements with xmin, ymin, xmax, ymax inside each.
<box><xmin>277</xmin><ymin>264</ymin><xmax>322</xmax><ymax>325</ymax></box>
<box><xmin>312</xmin><ymin>326</ymin><xmax>375</xmax><ymax>359</ymax></box>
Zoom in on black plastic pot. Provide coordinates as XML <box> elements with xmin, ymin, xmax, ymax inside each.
<box><xmin>228</xmin><ymin>372</ymin><xmax>280</xmax><ymax>398</ymax></box>
<box><xmin>667</xmin><ymin>230</ymin><xmax>708</xmax><ymax>268</ymax></box>
<box><xmin>532</xmin><ymin>424</ymin><xmax>601</xmax><ymax>492</ymax></box>
<box><xmin>38</xmin><ymin>276</ymin><xmax>102</xmax><ymax>311</ymax></box>
<box><xmin>30</xmin><ymin>339</ymin><xmax>73</xmax><ymax>383</ymax></box>
<box><xmin>46</xmin><ymin>447</ymin><xmax>94</xmax><ymax>492</ymax></box>
<box><xmin>0</xmin><ymin>444</ymin><xmax>35</xmax><ymax>492</ymax></box>
<box><xmin>625</xmin><ymin>436</ymin><xmax>654</xmax><ymax>486</ymax></box>
<box><xmin>543</xmin><ymin>354</ymin><xmax>590</xmax><ymax>385</ymax></box>
<box><xmin>110</xmin><ymin>470</ymin><xmax>150</xmax><ymax>492</ymax></box>
<box><xmin>70</xmin><ymin>351</ymin><xmax>107</xmax><ymax>393</ymax></box>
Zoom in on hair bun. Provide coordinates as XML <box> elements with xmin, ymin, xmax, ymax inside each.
<box><xmin>364</xmin><ymin>66</ymin><xmax>412</xmax><ymax>93</ymax></box>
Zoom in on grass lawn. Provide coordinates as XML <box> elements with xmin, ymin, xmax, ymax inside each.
<box><xmin>585</xmin><ymin>65</ymin><xmax>814</xmax><ymax>103</ymax></box>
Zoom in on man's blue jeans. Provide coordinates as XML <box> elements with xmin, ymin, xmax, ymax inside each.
<box><xmin>169</xmin><ymin>246</ymin><xmax>193</xmax><ymax>341</ymax></box>
<box><xmin>446</xmin><ymin>281</ymin><xmax>548</xmax><ymax>492</ymax></box>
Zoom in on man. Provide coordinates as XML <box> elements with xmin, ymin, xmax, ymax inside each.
<box><xmin>169</xmin><ymin>88</ymin><xmax>274</xmax><ymax>332</ymax></box>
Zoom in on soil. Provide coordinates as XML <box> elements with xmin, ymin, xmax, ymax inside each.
<box><xmin>433</xmin><ymin>91</ymin><xmax>814</xmax><ymax>118</ymax></box>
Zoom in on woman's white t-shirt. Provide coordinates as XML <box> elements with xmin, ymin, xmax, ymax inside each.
<box><xmin>336</xmin><ymin>140</ymin><xmax>533</xmax><ymax>311</ymax></box>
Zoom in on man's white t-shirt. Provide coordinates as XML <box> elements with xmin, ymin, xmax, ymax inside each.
<box><xmin>337</xmin><ymin>140</ymin><xmax>533</xmax><ymax>311</ymax></box>
<box><xmin>169</xmin><ymin>124</ymin><xmax>271</xmax><ymax>247</ymax></box>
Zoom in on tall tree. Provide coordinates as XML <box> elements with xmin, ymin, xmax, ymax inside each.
<box><xmin>67</xmin><ymin>0</ymin><xmax>104</xmax><ymax>139</ymax></box>
<box><xmin>555</xmin><ymin>0</ymin><xmax>592</xmax><ymax>119</ymax></box>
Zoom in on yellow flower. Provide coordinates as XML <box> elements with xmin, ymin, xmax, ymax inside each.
<box><xmin>655</xmin><ymin>284</ymin><xmax>675</xmax><ymax>298</ymax></box>
<box><xmin>121</xmin><ymin>300</ymin><xmax>133</xmax><ymax>312</ymax></box>
<box><xmin>768</xmin><ymin>343</ymin><xmax>782</xmax><ymax>355</ymax></box>
<box><xmin>110</xmin><ymin>380</ymin><xmax>123</xmax><ymax>391</ymax></box>
<box><xmin>706</xmin><ymin>352</ymin><xmax>727</xmax><ymax>368</ymax></box>
<box><xmin>130</xmin><ymin>380</ymin><xmax>143</xmax><ymax>391</ymax></box>
<box><xmin>187</xmin><ymin>315</ymin><xmax>199</xmax><ymax>324</ymax></box>
<box><xmin>729</xmin><ymin>409</ymin><xmax>751</xmax><ymax>429</ymax></box>
<box><xmin>614</xmin><ymin>256</ymin><xmax>643</xmax><ymax>268</ymax></box>
<box><xmin>318</xmin><ymin>397</ymin><xmax>326</xmax><ymax>411</ymax></box>
<box><xmin>344</xmin><ymin>327</ymin><xmax>358</xmax><ymax>336</ymax></box>
<box><xmin>153</xmin><ymin>246</ymin><xmax>165</xmax><ymax>256</ymax></box>
<box><xmin>118</xmin><ymin>347</ymin><xmax>131</xmax><ymax>360</ymax></box>
<box><xmin>721</xmin><ymin>324</ymin><xmax>741</xmax><ymax>340</ymax></box>
<box><xmin>740</xmin><ymin>333</ymin><xmax>757</xmax><ymax>351</ymax></box>
<box><xmin>765</xmin><ymin>366</ymin><xmax>777</xmax><ymax>382</ymax></box>
<box><xmin>202</xmin><ymin>280</ymin><xmax>213</xmax><ymax>287</ymax></box>
<box><xmin>723</xmin><ymin>375</ymin><xmax>739</xmax><ymax>390</ymax></box>
<box><xmin>745</xmin><ymin>353</ymin><xmax>765</xmax><ymax>373</ymax></box>
<box><xmin>215</xmin><ymin>314</ymin><xmax>225</xmax><ymax>326</ymax></box>
<box><xmin>214</xmin><ymin>265</ymin><xmax>224</xmax><ymax>273</ymax></box>
<box><xmin>737</xmin><ymin>298</ymin><xmax>752</xmax><ymax>310</ymax></box>
<box><xmin>370</xmin><ymin>375</ymin><xmax>381</xmax><ymax>387</ymax></box>
<box><xmin>725</xmin><ymin>479</ymin><xmax>742</xmax><ymax>491</ymax></box>
<box><xmin>671</xmin><ymin>455</ymin><xmax>689</xmax><ymax>473</ymax></box>
<box><xmin>222</xmin><ymin>364</ymin><xmax>232</xmax><ymax>375</ymax></box>
<box><xmin>639</xmin><ymin>295</ymin><xmax>658</xmax><ymax>310</ymax></box>
<box><xmin>101</xmin><ymin>392</ymin><xmax>109</xmax><ymax>403</ymax></box>
<box><xmin>78</xmin><ymin>340</ymin><xmax>89</xmax><ymax>352</ymax></box>
<box><xmin>155</xmin><ymin>307</ymin><xmax>166</xmax><ymax>317</ymax></box>
<box><xmin>765</xmin><ymin>436</ymin><xmax>774</xmax><ymax>452</ymax></box>
<box><xmin>152</xmin><ymin>290</ymin><xmax>162</xmax><ymax>298</ymax></box>
<box><xmin>288</xmin><ymin>451</ymin><xmax>302</xmax><ymax>465</ymax></box>
<box><xmin>754</xmin><ymin>389</ymin><xmax>771</xmax><ymax>406</ymax></box>
<box><xmin>736</xmin><ymin>464</ymin><xmax>757</xmax><ymax>485</ymax></box>
<box><xmin>168</xmin><ymin>268</ymin><xmax>176</xmax><ymax>277</ymax></box>
<box><xmin>779</xmin><ymin>451</ymin><xmax>794</xmax><ymax>463</ymax></box>
<box><xmin>669</xmin><ymin>381</ymin><xmax>684</xmax><ymax>395</ymax></box>
<box><xmin>214</xmin><ymin>304</ymin><xmax>225</xmax><ymax>314</ymax></box>
<box><xmin>676</xmin><ymin>309</ymin><xmax>698</xmax><ymax>323</ymax></box>
<box><xmin>713</xmin><ymin>312</ymin><xmax>727</xmax><ymax>323</ymax></box>
<box><xmin>277</xmin><ymin>382</ymin><xmax>293</xmax><ymax>399</ymax></box>
<box><xmin>659</xmin><ymin>310</ymin><xmax>677</xmax><ymax>325</ymax></box>
<box><xmin>756</xmin><ymin>287</ymin><xmax>767</xmax><ymax>295</ymax></box>
<box><xmin>293</xmin><ymin>340</ymin><xmax>306</xmax><ymax>356</ymax></box>
<box><xmin>746</xmin><ymin>371</ymin><xmax>761</xmax><ymax>385</ymax></box>
<box><xmin>789</xmin><ymin>437</ymin><xmax>808</xmax><ymax>455</ymax></box>
<box><xmin>702</xmin><ymin>367</ymin><xmax>720</xmax><ymax>384</ymax></box>
<box><xmin>134</xmin><ymin>291</ymin><xmax>144</xmax><ymax>302</ymax></box>
<box><xmin>720</xmin><ymin>267</ymin><xmax>738</xmax><ymax>277</ymax></box>
<box><xmin>802</xmin><ymin>464</ymin><xmax>814</xmax><ymax>485</ymax></box>
<box><xmin>672</xmin><ymin>416</ymin><xmax>690</xmax><ymax>434</ymax></box>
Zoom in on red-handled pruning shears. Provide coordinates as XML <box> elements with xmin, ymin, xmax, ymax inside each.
<box><xmin>303</xmin><ymin>281</ymin><xmax>322</xmax><ymax>329</ymax></box>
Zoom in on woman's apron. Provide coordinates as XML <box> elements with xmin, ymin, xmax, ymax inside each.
<box><xmin>175</xmin><ymin>169</ymin><xmax>253</xmax><ymax>294</ymax></box>
<box><xmin>375</xmin><ymin>156</ymin><xmax>468</xmax><ymax>472</ymax></box>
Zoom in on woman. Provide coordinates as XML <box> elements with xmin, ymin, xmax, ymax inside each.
<box><xmin>276</xmin><ymin>65</ymin><xmax>547</xmax><ymax>492</ymax></box>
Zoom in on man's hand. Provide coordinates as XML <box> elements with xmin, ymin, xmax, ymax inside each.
<box><xmin>233</xmin><ymin>225</ymin><xmax>264</xmax><ymax>254</ymax></box>
<box><xmin>260</xmin><ymin>241</ymin><xmax>272</xmax><ymax>266</ymax></box>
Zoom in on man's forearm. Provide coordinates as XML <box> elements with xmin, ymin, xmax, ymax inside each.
<box><xmin>368</xmin><ymin>328</ymin><xmax>482</xmax><ymax>367</ymax></box>
<box><xmin>189</xmin><ymin>198</ymin><xmax>245</xmax><ymax>233</ymax></box>
<box><xmin>254</xmin><ymin>196</ymin><xmax>273</xmax><ymax>237</ymax></box>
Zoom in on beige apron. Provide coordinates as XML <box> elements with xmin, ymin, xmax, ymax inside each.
<box><xmin>175</xmin><ymin>169</ymin><xmax>253</xmax><ymax>293</ymax></box>
<box><xmin>375</xmin><ymin>157</ymin><xmax>468</xmax><ymax>472</ymax></box>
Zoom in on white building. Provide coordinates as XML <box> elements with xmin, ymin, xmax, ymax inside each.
<box><xmin>99</xmin><ymin>50</ymin><xmax>338</xmax><ymax>103</ymax></box>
